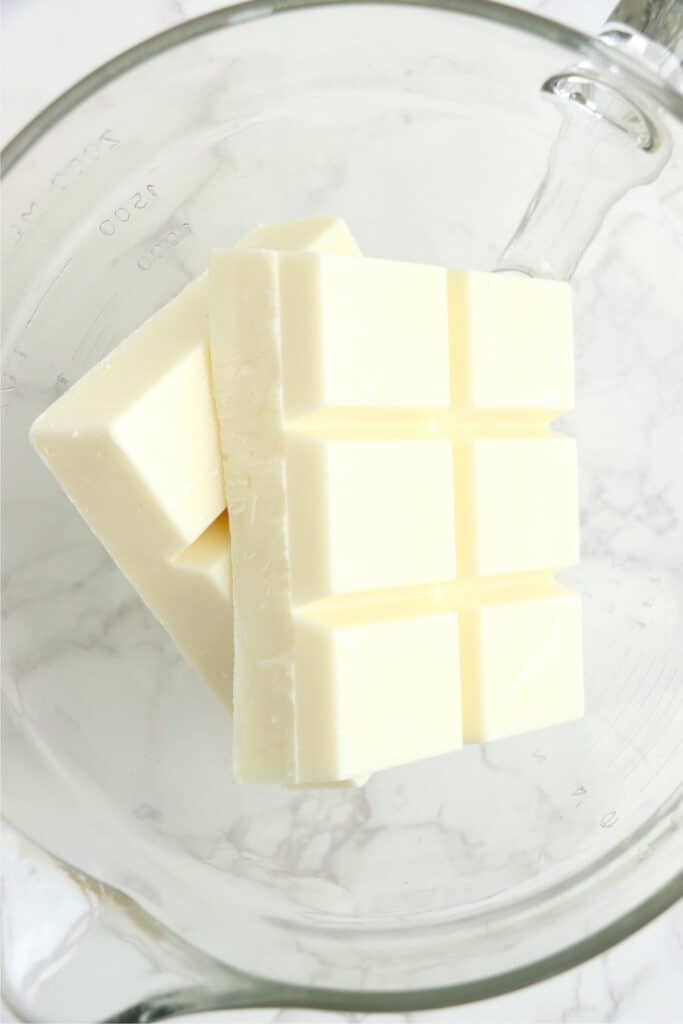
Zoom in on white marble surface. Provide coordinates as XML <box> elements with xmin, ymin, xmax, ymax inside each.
<box><xmin>2</xmin><ymin>1</ymin><xmax>682</xmax><ymax>1022</ymax></box>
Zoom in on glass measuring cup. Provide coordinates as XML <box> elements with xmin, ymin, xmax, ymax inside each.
<box><xmin>2</xmin><ymin>1</ymin><xmax>682</xmax><ymax>1019</ymax></box>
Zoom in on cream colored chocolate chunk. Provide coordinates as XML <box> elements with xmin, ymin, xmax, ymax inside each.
<box><xmin>30</xmin><ymin>217</ymin><xmax>360</xmax><ymax>707</ymax></box>
<box><xmin>209</xmin><ymin>251</ymin><xmax>581</xmax><ymax>784</ymax></box>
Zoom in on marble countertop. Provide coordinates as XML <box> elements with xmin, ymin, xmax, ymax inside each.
<box><xmin>2</xmin><ymin>1</ymin><xmax>681</xmax><ymax>1022</ymax></box>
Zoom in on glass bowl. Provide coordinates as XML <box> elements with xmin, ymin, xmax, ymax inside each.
<box><xmin>2</xmin><ymin>2</ymin><xmax>682</xmax><ymax>1019</ymax></box>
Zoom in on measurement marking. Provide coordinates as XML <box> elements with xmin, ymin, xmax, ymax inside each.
<box><xmin>638</xmin><ymin>716</ymin><xmax>683</xmax><ymax>795</ymax></box>
<box><xmin>572</xmin><ymin>784</ymin><xmax>587</xmax><ymax>807</ymax></box>
<box><xmin>72</xmin><ymin>294</ymin><xmax>119</xmax><ymax>362</ymax></box>
<box><xmin>26</xmin><ymin>258</ymin><xmax>73</xmax><ymax>328</ymax></box>
<box><xmin>602</xmin><ymin>717</ymin><xmax>653</xmax><ymax>775</ymax></box>
<box><xmin>49</xmin><ymin>129</ymin><xmax>121</xmax><ymax>191</ymax></box>
<box><xmin>598</xmin><ymin>654</ymin><xmax>664</xmax><ymax>744</ymax></box>
<box><xmin>136</xmin><ymin>221</ymin><xmax>193</xmax><ymax>271</ymax></box>
<box><xmin>620</xmin><ymin>662</ymin><xmax>681</xmax><ymax>770</ymax></box>
<box><xmin>99</xmin><ymin>185</ymin><xmax>158</xmax><ymax>237</ymax></box>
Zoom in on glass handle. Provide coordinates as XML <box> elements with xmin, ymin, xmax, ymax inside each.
<box><xmin>604</xmin><ymin>0</ymin><xmax>683</xmax><ymax>57</ymax></box>
<box><xmin>497</xmin><ymin>0</ymin><xmax>680</xmax><ymax>279</ymax></box>
<box><xmin>601</xmin><ymin>0</ymin><xmax>683</xmax><ymax>88</ymax></box>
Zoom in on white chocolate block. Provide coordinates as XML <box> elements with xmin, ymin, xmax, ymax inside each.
<box><xmin>461</xmin><ymin>587</ymin><xmax>583</xmax><ymax>743</ymax></box>
<box><xmin>31</xmin><ymin>217</ymin><xmax>360</xmax><ymax>707</ymax></box>
<box><xmin>237</xmin><ymin>215</ymin><xmax>361</xmax><ymax>257</ymax></box>
<box><xmin>468</xmin><ymin>437</ymin><xmax>580</xmax><ymax>576</ymax></box>
<box><xmin>111</xmin><ymin>342</ymin><xmax>225</xmax><ymax>551</ymax></box>
<box><xmin>209</xmin><ymin>250</ymin><xmax>294</xmax><ymax>779</ymax></box>
<box><xmin>31</xmin><ymin>283</ymin><xmax>232</xmax><ymax>701</ymax></box>
<box><xmin>278</xmin><ymin>253</ymin><xmax>451</xmax><ymax>416</ymax></box>
<box><xmin>295</xmin><ymin>611</ymin><xmax>462</xmax><ymax>782</ymax></box>
<box><xmin>210</xmin><ymin>250</ymin><xmax>461</xmax><ymax>782</ymax></box>
<box><xmin>286</xmin><ymin>435</ymin><xmax>457</xmax><ymax>602</ymax></box>
<box><xmin>448</xmin><ymin>271</ymin><xmax>574</xmax><ymax>411</ymax></box>
<box><xmin>471</xmin><ymin>434</ymin><xmax>581</xmax><ymax>577</ymax></box>
<box><xmin>210</xmin><ymin>250</ymin><xmax>581</xmax><ymax>784</ymax></box>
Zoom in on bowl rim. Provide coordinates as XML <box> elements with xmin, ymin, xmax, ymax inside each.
<box><xmin>2</xmin><ymin>0</ymin><xmax>682</xmax><ymax>1014</ymax></box>
<box><xmin>2</xmin><ymin>0</ymin><xmax>682</xmax><ymax>175</ymax></box>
